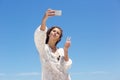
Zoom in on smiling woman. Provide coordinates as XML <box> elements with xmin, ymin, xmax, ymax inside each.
<box><xmin>45</xmin><ymin>26</ymin><xmax>63</xmax><ymax>47</ymax></box>
<box><xmin>34</xmin><ymin>9</ymin><xmax>72</xmax><ymax>80</ymax></box>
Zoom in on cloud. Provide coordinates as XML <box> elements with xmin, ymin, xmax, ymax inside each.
<box><xmin>16</xmin><ymin>72</ymin><xmax>41</xmax><ymax>76</ymax></box>
<box><xmin>0</xmin><ymin>71</ymin><xmax>110</xmax><ymax>77</ymax></box>
<box><xmin>70</xmin><ymin>71</ymin><xmax>109</xmax><ymax>75</ymax></box>
<box><xmin>0</xmin><ymin>72</ymin><xmax>41</xmax><ymax>77</ymax></box>
<box><xmin>89</xmin><ymin>71</ymin><xmax>109</xmax><ymax>74</ymax></box>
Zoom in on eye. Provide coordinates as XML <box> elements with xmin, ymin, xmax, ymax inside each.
<box><xmin>57</xmin><ymin>32</ymin><xmax>60</xmax><ymax>35</ymax></box>
<box><xmin>53</xmin><ymin>30</ymin><xmax>56</xmax><ymax>32</ymax></box>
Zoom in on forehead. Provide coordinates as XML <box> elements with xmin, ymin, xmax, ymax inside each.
<box><xmin>52</xmin><ymin>28</ymin><xmax>61</xmax><ymax>33</ymax></box>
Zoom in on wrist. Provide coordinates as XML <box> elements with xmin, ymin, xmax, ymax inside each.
<box><xmin>64</xmin><ymin>46</ymin><xmax>69</xmax><ymax>50</ymax></box>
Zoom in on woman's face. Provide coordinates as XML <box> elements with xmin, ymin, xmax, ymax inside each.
<box><xmin>49</xmin><ymin>28</ymin><xmax>61</xmax><ymax>42</ymax></box>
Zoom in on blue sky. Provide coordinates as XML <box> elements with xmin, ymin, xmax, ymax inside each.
<box><xmin>0</xmin><ymin>0</ymin><xmax>120</xmax><ymax>80</ymax></box>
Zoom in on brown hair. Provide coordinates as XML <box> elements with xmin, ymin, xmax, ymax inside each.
<box><xmin>45</xmin><ymin>26</ymin><xmax>63</xmax><ymax>46</ymax></box>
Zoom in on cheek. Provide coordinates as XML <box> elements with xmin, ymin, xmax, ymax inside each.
<box><xmin>50</xmin><ymin>31</ymin><xmax>54</xmax><ymax>34</ymax></box>
<box><xmin>49</xmin><ymin>32</ymin><xmax>53</xmax><ymax>36</ymax></box>
<box><xmin>57</xmin><ymin>35</ymin><xmax>61</xmax><ymax>39</ymax></box>
<box><xmin>48</xmin><ymin>33</ymin><xmax>51</xmax><ymax>38</ymax></box>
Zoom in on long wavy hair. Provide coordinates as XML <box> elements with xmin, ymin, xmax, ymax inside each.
<box><xmin>45</xmin><ymin>26</ymin><xmax>63</xmax><ymax>46</ymax></box>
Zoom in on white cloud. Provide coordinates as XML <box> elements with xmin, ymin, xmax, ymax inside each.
<box><xmin>70</xmin><ymin>71</ymin><xmax>109</xmax><ymax>75</ymax></box>
<box><xmin>89</xmin><ymin>71</ymin><xmax>109</xmax><ymax>74</ymax></box>
<box><xmin>0</xmin><ymin>71</ymin><xmax>110</xmax><ymax>77</ymax></box>
<box><xmin>16</xmin><ymin>72</ymin><xmax>41</xmax><ymax>76</ymax></box>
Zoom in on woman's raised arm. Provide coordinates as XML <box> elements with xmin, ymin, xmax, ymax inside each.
<box><xmin>40</xmin><ymin>9</ymin><xmax>55</xmax><ymax>31</ymax></box>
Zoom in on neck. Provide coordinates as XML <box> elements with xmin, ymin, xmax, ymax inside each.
<box><xmin>48</xmin><ymin>41</ymin><xmax>57</xmax><ymax>53</ymax></box>
<box><xmin>48</xmin><ymin>40</ymin><xmax>56</xmax><ymax>48</ymax></box>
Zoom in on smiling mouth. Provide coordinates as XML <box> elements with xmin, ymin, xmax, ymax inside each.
<box><xmin>53</xmin><ymin>36</ymin><xmax>56</xmax><ymax>38</ymax></box>
<box><xmin>52</xmin><ymin>34</ymin><xmax>56</xmax><ymax>37</ymax></box>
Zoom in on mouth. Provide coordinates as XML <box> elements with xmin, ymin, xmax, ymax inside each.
<box><xmin>52</xmin><ymin>34</ymin><xmax>56</xmax><ymax>37</ymax></box>
<box><xmin>53</xmin><ymin>36</ymin><xmax>57</xmax><ymax>38</ymax></box>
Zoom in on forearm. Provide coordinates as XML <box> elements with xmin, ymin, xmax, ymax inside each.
<box><xmin>40</xmin><ymin>15</ymin><xmax>47</xmax><ymax>31</ymax></box>
<box><xmin>64</xmin><ymin>37</ymin><xmax>71</xmax><ymax>61</ymax></box>
<box><xmin>64</xmin><ymin>47</ymin><xmax>69</xmax><ymax>61</ymax></box>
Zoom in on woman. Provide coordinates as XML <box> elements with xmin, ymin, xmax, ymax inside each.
<box><xmin>34</xmin><ymin>9</ymin><xmax>72</xmax><ymax>80</ymax></box>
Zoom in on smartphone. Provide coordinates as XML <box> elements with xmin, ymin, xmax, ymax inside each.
<box><xmin>55</xmin><ymin>10</ymin><xmax>62</xmax><ymax>16</ymax></box>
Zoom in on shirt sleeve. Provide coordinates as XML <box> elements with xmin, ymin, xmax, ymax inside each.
<box><xmin>34</xmin><ymin>25</ymin><xmax>47</xmax><ymax>56</ymax></box>
<box><xmin>59</xmin><ymin>48</ymin><xmax>72</xmax><ymax>70</ymax></box>
<box><xmin>64</xmin><ymin>58</ymin><xmax>72</xmax><ymax>70</ymax></box>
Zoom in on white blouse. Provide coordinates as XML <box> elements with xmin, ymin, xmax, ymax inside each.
<box><xmin>34</xmin><ymin>25</ymin><xmax>72</xmax><ymax>80</ymax></box>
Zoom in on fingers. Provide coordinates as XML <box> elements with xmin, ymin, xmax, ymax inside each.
<box><xmin>47</xmin><ymin>9</ymin><xmax>55</xmax><ymax>16</ymax></box>
<box><xmin>64</xmin><ymin>36</ymin><xmax>71</xmax><ymax>48</ymax></box>
<box><xmin>66</xmin><ymin>36</ymin><xmax>71</xmax><ymax>41</ymax></box>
